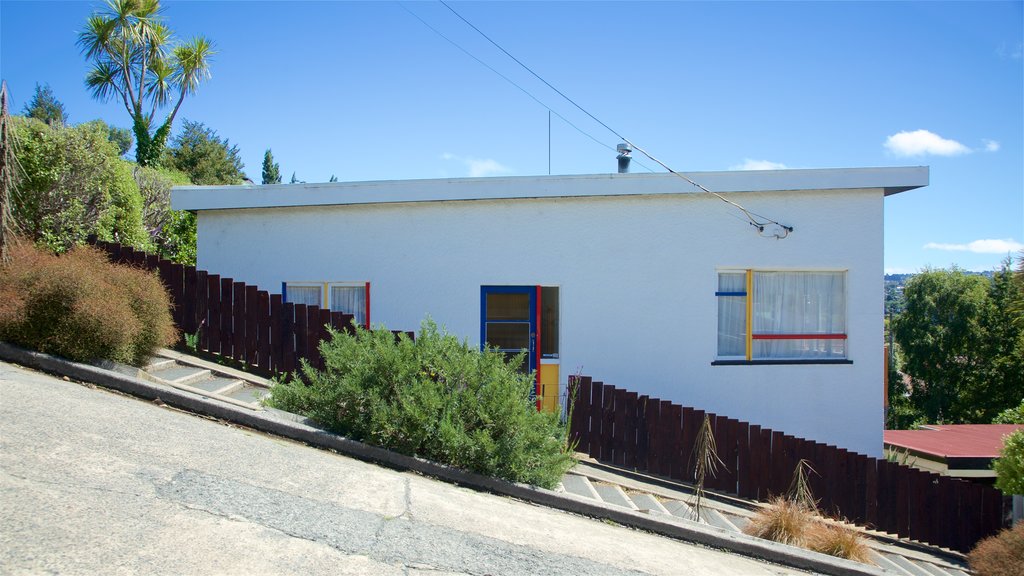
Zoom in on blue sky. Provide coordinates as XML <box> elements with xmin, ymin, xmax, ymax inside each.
<box><xmin>2</xmin><ymin>1</ymin><xmax>1021</xmax><ymax>273</ymax></box>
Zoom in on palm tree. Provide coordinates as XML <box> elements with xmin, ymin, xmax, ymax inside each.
<box><xmin>78</xmin><ymin>0</ymin><xmax>214</xmax><ymax>166</ymax></box>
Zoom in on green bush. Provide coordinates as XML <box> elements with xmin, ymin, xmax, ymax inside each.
<box><xmin>993</xmin><ymin>429</ymin><xmax>1024</xmax><ymax>495</ymax></box>
<box><xmin>992</xmin><ymin>400</ymin><xmax>1024</xmax><ymax>424</ymax></box>
<box><xmin>0</xmin><ymin>242</ymin><xmax>176</xmax><ymax>365</ymax></box>
<box><xmin>12</xmin><ymin>117</ymin><xmax>149</xmax><ymax>253</ymax></box>
<box><xmin>968</xmin><ymin>523</ymin><xmax>1024</xmax><ymax>576</ymax></box>
<box><xmin>268</xmin><ymin>319</ymin><xmax>576</xmax><ymax>488</ymax></box>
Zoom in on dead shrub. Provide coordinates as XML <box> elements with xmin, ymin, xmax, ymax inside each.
<box><xmin>968</xmin><ymin>523</ymin><xmax>1024</xmax><ymax>576</ymax></box>
<box><xmin>0</xmin><ymin>241</ymin><xmax>175</xmax><ymax>365</ymax></box>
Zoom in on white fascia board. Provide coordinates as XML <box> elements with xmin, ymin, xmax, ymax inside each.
<box><xmin>172</xmin><ymin>166</ymin><xmax>928</xmax><ymax>212</ymax></box>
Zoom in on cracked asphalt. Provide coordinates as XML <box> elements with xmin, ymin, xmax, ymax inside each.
<box><xmin>0</xmin><ymin>360</ymin><xmax>803</xmax><ymax>575</ymax></box>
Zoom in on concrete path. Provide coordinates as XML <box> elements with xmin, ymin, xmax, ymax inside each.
<box><xmin>0</xmin><ymin>361</ymin><xmax>804</xmax><ymax>576</ymax></box>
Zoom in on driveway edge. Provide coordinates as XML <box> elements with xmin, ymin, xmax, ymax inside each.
<box><xmin>0</xmin><ymin>343</ymin><xmax>886</xmax><ymax>576</ymax></box>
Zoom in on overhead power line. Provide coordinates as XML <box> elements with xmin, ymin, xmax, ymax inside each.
<box><xmin>398</xmin><ymin>2</ymin><xmax>653</xmax><ymax>173</ymax></box>
<box><xmin>438</xmin><ymin>0</ymin><xmax>794</xmax><ymax>236</ymax></box>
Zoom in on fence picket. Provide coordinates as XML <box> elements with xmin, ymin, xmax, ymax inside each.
<box><xmin>588</xmin><ymin>382</ymin><xmax>603</xmax><ymax>458</ymax></box>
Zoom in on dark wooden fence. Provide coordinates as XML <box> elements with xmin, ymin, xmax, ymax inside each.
<box><xmin>567</xmin><ymin>376</ymin><xmax>1008</xmax><ymax>553</ymax></box>
<box><xmin>91</xmin><ymin>239</ymin><xmax>413</xmax><ymax>376</ymax></box>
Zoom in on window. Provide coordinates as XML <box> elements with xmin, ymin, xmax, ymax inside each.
<box><xmin>284</xmin><ymin>283</ymin><xmax>322</xmax><ymax>306</ymax></box>
<box><xmin>284</xmin><ymin>281</ymin><xmax>370</xmax><ymax>328</ymax></box>
<box><xmin>716</xmin><ymin>270</ymin><xmax>847</xmax><ymax>361</ymax></box>
<box><xmin>329</xmin><ymin>282</ymin><xmax>368</xmax><ymax>327</ymax></box>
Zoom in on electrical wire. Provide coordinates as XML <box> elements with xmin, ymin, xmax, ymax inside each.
<box><xmin>438</xmin><ymin>0</ymin><xmax>794</xmax><ymax>234</ymax></box>
<box><xmin>398</xmin><ymin>2</ymin><xmax>654</xmax><ymax>173</ymax></box>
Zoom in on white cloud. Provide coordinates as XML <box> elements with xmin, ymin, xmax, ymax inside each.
<box><xmin>924</xmin><ymin>238</ymin><xmax>1024</xmax><ymax>254</ymax></box>
<box><xmin>884</xmin><ymin>130</ymin><xmax>971</xmax><ymax>157</ymax></box>
<box><xmin>983</xmin><ymin>139</ymin><xmax>1000</xmax><ymax>152</ymax></box>
<box><xmin>729</xmin><ymin>159</ymin><xmax>788</xmax><ymax>171</ymax></box>
<box><xmin>997</xmin><ymin>41</ymin><xmax>1023</xmax><ymax>60</ymax></box>
<box><xmin>441</xmin><ymin>153</ymin><xmax>512</xmax><ymax>178</ymax></box>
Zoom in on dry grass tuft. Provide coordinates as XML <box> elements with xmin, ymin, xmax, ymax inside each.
<box><xmin>744</xmin><ymin>497</ymin><xmax>873</xmax><ymax>564</ymax></box>
<box><xmin>968</xmin><ymin>523</ymin><xmax>1024</xmax><ymax>576</ymax></box>
<box><xmin>807</xmin><ymin>522</ymin><xmax>873</xmax><ymax>563</ymax></box>
<box><xmin>744</xmin><ymin>497</ymin><xmax>814</xmax><ymax>547</ymax></box>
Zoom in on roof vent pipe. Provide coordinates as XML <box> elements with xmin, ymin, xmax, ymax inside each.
<box><xmin>616</xmin><ymin>143</ymin><xmax>632</xmax><ymax>174</ymax></box>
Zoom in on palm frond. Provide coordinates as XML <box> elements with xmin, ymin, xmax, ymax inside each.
<box><xmin>85</xmin><ymin>62</ymin><xmax>122</xmax><ymax>102</ymax></box>
<box><xmin>171</xmin><ymin>36</ymin><xmax>215</xmax><ymax>95</ymax></box>
<box><xmin>77</xmin><ymin>15</ymin><xmax>116</xmax><ymax>60</ymax></box>
<box><xmin>145</xmin><ymin>58</ymin><xmax>173</xmax><ymax>109</ymax></box>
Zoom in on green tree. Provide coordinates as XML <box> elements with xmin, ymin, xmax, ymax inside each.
<box><xmin>329</xmin><ymin>174</ymin><xmax>338</xmax><ymax>182</ymax></box>
<box><xmin>893</xmin><ymin>266</ymin><xmax>1024</xmax><ymax>424</ymax></box>
<box><xmin>261</xmin><ymin>149</ymin><xmax>281</xmax><ymax>184</ymax></box>
<box><xmin>162</xmin><ymin>120</ymin><xmax>245</xmax><ymax>185</ymax></box>
<box><xmin>157</xmin><ymin>209</ymin><xmax>196</xmax><ymax>265</ymax></box>
<box><xmin>78</xmin><ymin>0</ymin><xmax>214</xmax><ymax>167</ymax></box>
<box><xmin>1</xmin><ymin>82</ymin><xmax>19</xmax><ymax>263</ymax></box>
<box><xmin>132</xmin><ymin>164</ymin><xmax>195</xmax><ymax>264</ymax></box>
<box><xmin>21</xmin><ymin>83</ymin><xmax>67</xmax><ymax>126</ymax></box>
<box><xmin>1009</xmin><ymin>251</ymin><xmax>1024</xmax><ymax>329</ymax></box>
<box><xmin>290</xmin><ymin>171</ymin><xmax>300</xmax><ymax>184</ymax></box>
<box><xmin>11</xmin><ymin>117</ymin><xmax>147</xmax><ymax>252</ymax></box>
<box><xmin>893</xmin><ymin>268</ymin><xmax>991</xmax><ymax>423</ymax></box>
<box><xmin>106</xmin><ymin>124</ymin><xmax>134</xmax><ymax>156</ymax></box>
<box><xmin>993</xmin><ymin>430</ymin><xmax>1024</xmax><ymax>495</ymax></box>
<box><xmin>970</xmin><ymin>260</ymin><xmax>1024</xmax><ymax>421</ymax></box>
<box><xmin>993</xmin><ymin>400</ymin><xmax>1024</xmax><ymax>424</ymax></box>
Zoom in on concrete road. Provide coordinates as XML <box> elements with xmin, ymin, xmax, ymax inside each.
<box><xmin>0</xmin><ymin>361</ymin><xmax>802</xmax><ymax>575</ymax></box>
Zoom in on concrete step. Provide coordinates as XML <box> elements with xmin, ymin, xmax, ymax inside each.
<box><xmin>888</xmin><ymin>554</ymin><xmax>939</xmax><ymax>576</ymax></box>
<box><xmin>187</xmin><ymin>375</ymin><xmax>245</xmax><ymax>395</ymax></box>
<box><xmin>223</xmin><ymin>384</ymin><xmax>267</xmax><ymax>405</ymax></box>
<box><xmin>147</xmin><ymin>364</ymin><xmax>211</xmax><ymax>387</ymax></box>
<box><xmin>723</xmin><ymin>512</ymin><xmax>750</xmax><ymax>532</ymax></box>
<box><xmin>592</xmin><ymin>484</ymin><xmax>638</xmax><ymax>510</ymax></box>
<box><xmin>701</xmin><ymin>507</ymin><xmax>742</xmax><ymax>533</ymax></box>
<box><xmin>560</xmin><ymin>474</ymin><xmax>600</xmax><ymax>501</ymax></box>
<box><xmin>629</xmin><ymin>493</ymin><xmax>670</xmax><ymax>515</ymax></box>
<box><xmin>661</xmin><ymin>499</ymin><xmax>702</xmax><ymax>523</ymax></box>
<box><xmin>145</xmin><ymin>358</ymin><xmax>176</xmax><ymax>371</ymax></box>
<box><xmin>915</xmin><ymin>560</ymin><xmax>965</xmax><ymax>576</ymax></box>
<box><xmin>871</xmin><ymin>551</ymin><xmax>917</xmax><ymax>576</ymax></box>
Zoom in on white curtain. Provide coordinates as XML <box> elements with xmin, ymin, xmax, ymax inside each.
<box><xmin>717</xmin><ymin>272</ymin><xmax>747</xmax><ymax>357</ymax></box>
<box><xmin>753</xmin><ymin>272</ymin><xmax>846</xmax><ymax>359</ymax></box>
<box><xmin>286</xmin><ymin>284</ymin><xmax>322</xmax><ymax>307</ymax></box>
<box><xmin>330</xmin><ymin>284</ymin><xmax>367</xmax><ymax>325</ymax></box>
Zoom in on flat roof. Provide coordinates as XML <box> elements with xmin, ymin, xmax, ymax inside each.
<box><xmin>171</xmin><ymin>166</ymin><xmax>929</xmax><ymax>212</ymax></box>
<box><xmin>884</xmin><ymin>424</ymin><xmax>1023</xmax><ymax>459</ymax></box>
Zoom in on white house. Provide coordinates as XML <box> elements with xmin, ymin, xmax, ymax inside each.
<box><xmin>172</xmin><ymin>166</ymin><xmax>928</xmax><ymax>457</ymax></box>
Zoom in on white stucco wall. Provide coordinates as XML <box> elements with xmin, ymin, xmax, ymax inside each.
<box><xmin>192</xmin><ymin>180</ymin><xmax>889</xmax><ymax>457</ymax></box>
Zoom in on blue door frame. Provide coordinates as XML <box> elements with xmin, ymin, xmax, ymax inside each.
<box><xmin>481</xmin><ymin>285</ymin><xmax>540</xmax><ymax>403</ymax></box>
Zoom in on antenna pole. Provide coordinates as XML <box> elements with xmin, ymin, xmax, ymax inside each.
<box><xmin>548</xmin><ymin>110</ymin><xmax>551</xmax><ymax>175</ymax></box>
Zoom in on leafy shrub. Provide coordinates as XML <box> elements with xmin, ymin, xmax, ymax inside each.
<box><xmin>0</xmin><ymin>242</ymin><xmax>176</xmax><ymax>365</ymax></box>
<box><xmin>12</xmin><ymin>117</ymin><xmax>148</xmax><ymax>253</ymax></box>
<box><xmin>993</xmin><ymin>429</ymin><xmax>1024</xmax><ymax>495</ymax></box>
<box><xmin>968</xmin><ymin>524</ymin><xmax>1024</xmax><ymax>576</ymax></box>
<box><xmin>268</xmin><ymin>319</ymin><xmax>575</xmax><ymax>488</ymax></box>
<box><xmin>992</xmin><ymin>400</ymin><xmax>1024</xmax><ymax>424</ymax></box>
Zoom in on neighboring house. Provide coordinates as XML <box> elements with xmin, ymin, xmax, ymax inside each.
<box><xmin>172</xmin><ymin>166</ymin><xmax>929</xmax><ymax>457</ymax></box>
<box><xmin>884</xmin><ymin>424</ymin><xmax>1024</xmax><ymax>482</ymax></box>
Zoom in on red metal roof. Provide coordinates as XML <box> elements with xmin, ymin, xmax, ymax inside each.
<box><xmin>884</xmin><ymin>424</ymin><xmax>1024</xmax><ymax>459</ymax></box>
